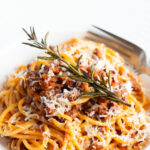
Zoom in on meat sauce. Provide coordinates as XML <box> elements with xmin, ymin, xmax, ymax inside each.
<box><xmin>24</xmin><ymin>47</ymin><xmax>142</xmax><ymax>125</ymax></box>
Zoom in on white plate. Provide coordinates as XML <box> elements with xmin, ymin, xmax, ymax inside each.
<box><xmin>0</xmin><ymin>30</ymin><xmax>150</xmax><ymax>150</ymax></box>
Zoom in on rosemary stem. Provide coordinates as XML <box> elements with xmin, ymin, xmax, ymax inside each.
<box><xmin>22</xmin><ymin>27</ymin><xmax>131</xmax><ymax>107</ymax></box>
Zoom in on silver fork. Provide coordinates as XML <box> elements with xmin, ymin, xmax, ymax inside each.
<box><xmin>86</xmin><ymin>25</ymin><xmax>150</xmax><ymax>75</ymax></box>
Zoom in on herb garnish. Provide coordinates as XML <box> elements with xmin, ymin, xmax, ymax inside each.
<box><xmin>22</xmin><ymin>27</ymin><xmax>131</xmax><ymax>107</ymax></box>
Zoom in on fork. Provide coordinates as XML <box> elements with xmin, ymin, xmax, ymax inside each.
<box><xmin>86</xmin><ymin>25</ymin><xmax>150</xmax><ymax>75</ymax></box>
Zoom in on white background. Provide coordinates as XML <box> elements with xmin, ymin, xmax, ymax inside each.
<box><xmin>0</xmin><ymin>0</ymin><xmax>150</xmax><ymax>149</ymax></box>
<box><xmin>0</xmin><ymin>0</ymin><xmax>150</xmax><ymax>53</ymax></box>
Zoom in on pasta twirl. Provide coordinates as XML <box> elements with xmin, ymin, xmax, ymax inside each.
<box><xmin>0</xmin><ymin>38</ymin><xmax>150</xmax><ymax>150</ymax></box>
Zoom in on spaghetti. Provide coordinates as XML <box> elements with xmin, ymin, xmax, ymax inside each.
<box><xmin>0</xmin><ymin>38</ymin><xmax>150</xmax><ymax>150</ymax></box>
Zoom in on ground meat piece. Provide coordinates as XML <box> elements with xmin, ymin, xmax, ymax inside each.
<box><xmin>81</xmin><ymin>98</ymin><xmax>109</xmax><ymax>120</ymax></box>
<box><xmin>116</xmin><ymin>129</ymin><xmax>122</xmax><ymax>135</ymax></box>
<box><xmin>44</xmin><ymin>101</ymin><xmax>55</xmax><ymax>115</ymax></box>
<box><xmin>51</xmin><ymin>65</ymin><xmax>60</xmax><ymax>74</ymax></box>
<box><xmin>107</xmin><ymin>102</ymin><xmax>115</xmax><ymax>109</ymax></box>
<box><xmin>132</xmin><ymin>79</ymin><xmax>141</xmax><ymax>92</ymax></box>
<box><xmin>53</xmin><ymin>116</ymin><xmax>65</xmax><ymax>123</ymax></box>
<box><xmin>27</xmin><ymin>64</ymin><xmax>31</xmax><ymax>70</ymax></box>
<box><xmin>111</xmin><ymin>77</ymin><xmax>119</xmax><ymax>87</ymax></box>
<box><xmin>111</xmin><ymin>78</ymin><xmax>129</xmax><ymax>101</ymax></box>
<box><xmin>87</xmin><ymin>144</ymin><xmax>103</xmax><ymax>150</ymax></box>
<box><xmin>129</xmin><ymin>74</ymin><xmax>142</xmax><ymax>93</ymax></box>
<box><xmin>25</xmin><ymin>65</ymin><xmax>51</xmax><ymax>101</ymax></box>
<box><xmin>65</xmin><ymin>104</ymin><xmax>81</xmax><ymax>118</ymax></box>
<box><xmin>65</xmin><ymin>78</ymin><xmax>75</xmax><ymax>87</ymax></box>
<box><xmin>87</xmin><ymin>137</ymin><xmax>104</xmax><ymax>150</ymax></box>
<box><xmin>93</xmin><ymin>48</ymin><xmax>102</xmax><ymax>59</ymax></box>
<box><xmin>94</xmin><ymin>69</ymin><xmax>107</xmax><ymax>81</ymax></box>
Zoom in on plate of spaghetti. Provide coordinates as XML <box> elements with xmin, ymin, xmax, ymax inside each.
<box><xmin>0</xmin><ymin>27</ymin><xmax>150</xmax><ymax>150</ymax></box>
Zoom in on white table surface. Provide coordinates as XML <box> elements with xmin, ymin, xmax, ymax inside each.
<box><xmin>0</xmin><ymin>0</ymin><xmax>150</xmax><ymax>55</ymax></box>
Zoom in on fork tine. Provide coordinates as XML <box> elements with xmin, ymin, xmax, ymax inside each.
<box><xmin>85</xmin><ymin>35</ymin><xmax>131</xmax><ymax>58</ymax></box>
<box><xmin>88</xmin><ymin>31</ymin><xmax>135</xmax><ymax>54</ymax></box>
<box><xmin>92</xmin><ymin>25</ymin><xmax>142</xmax><ymax>53</ymax></box>
<box><xmin>86</xmin><ymin>30</ymin><xmax>141</xmax><ymax>67</ymax></box>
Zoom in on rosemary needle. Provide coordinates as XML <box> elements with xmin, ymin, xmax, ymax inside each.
<box><xmin>22</xmin><ymin>27</ymin><xmax>131</xmax><ymax>107</ymax></box>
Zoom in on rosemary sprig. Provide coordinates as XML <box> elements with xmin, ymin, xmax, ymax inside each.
<box><xmin>22</xmin><ymin>27</ymin><xmax>131</xmax><ymax>107</ymax></box>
